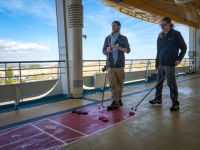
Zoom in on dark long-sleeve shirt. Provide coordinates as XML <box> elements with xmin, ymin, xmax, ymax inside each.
<box><xmin>156</xmin><ymin>29</ymin><xmax>187</xmax><ymax>68</ymax></box>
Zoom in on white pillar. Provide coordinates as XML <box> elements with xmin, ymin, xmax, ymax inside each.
<box><xmin>189</xmin><ymin>27</ymin><xmax>196</xmax><ymax>72</ymax></box>
<box><xmin>195</xmin><ymin>28</ymin><xmax>200</xmax><ymax>73</ymax></box>
<box><xmin>189</xmin><ymin>27</ymin><xmax>200</xmax><ymax>73</ymax></box>
<box><xmin>56</xmin><ymin>0</ymin><xmax>83</xmax><ymax>98</ymax></box>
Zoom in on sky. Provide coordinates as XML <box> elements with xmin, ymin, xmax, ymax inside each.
<box><xmin>0</xmin><ymin>0</ymin><xmax>189</xmax><ymax>61</ymax></box>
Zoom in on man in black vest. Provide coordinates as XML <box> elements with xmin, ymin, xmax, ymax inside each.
<box><xmin>149</xmin><ymin>17</ymin><xmax>187</xmax><ymax>111</ymax></box>
<box><xmin>102</xmin><ymin>21</ymin><xmax>130</xmax><ymax>110</ymax></box>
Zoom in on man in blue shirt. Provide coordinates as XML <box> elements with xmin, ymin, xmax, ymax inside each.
<box><xmin>102</xmin><ymin>21</ymin><xmax>131</xmax><ymax>110</ymax></box>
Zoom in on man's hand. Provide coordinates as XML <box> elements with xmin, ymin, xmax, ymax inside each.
<box><xmin>110</xmin><ymin>44</ymin><xmax>118</xmax><ymax>48</ymax></box>
<box><xmin>175</xmin><ymin>60</ymin><xmax>181</xmax><ymax>66</ymax></box>
<box><xmin>107</xmin><ymin>47</ymin><xmax>111</xmax><ymax>52</ymax></box>
<box><xmin>111</xmin><ymin>44</ymin><xmax>128</xmax><ymax>53</ymax></box>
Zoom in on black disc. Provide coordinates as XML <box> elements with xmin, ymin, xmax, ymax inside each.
<box><xmin>82</xmin><ymin>112</ymin><xmax>88</xmax><ymax>115</ymax></box>
<box><xmin>77</xmin><ymin>111</ymin><xmax>82</xmax><ymax>114</ymax></box>
<box><xmin>72</xmin><ymin>110</ymin><xmax>77</xmax><ymax>113</ymax></box>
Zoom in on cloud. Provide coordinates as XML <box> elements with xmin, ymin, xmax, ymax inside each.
<box><xmin>0</xmin><ymin>0</ymin><xmax>56</xmax><ymax>25</ymax></box>
<box><xmin>0</xmin><ymin>39</ymin><xmax>49</xmax><ymax>51</ymax></box>
<box><xmin>0</xmin><ymin>51</ymin><xmax>58</xmax><ymax>61</ymax></box>
<box><xmin>0</xmin><ymin>38</ymin><xmax>59</xmax><ymax>61</ymax></box>
<box><xmin>0</xmin><ymin>9</ymin><xmax>13</xmax><ymax>17</ymax></box>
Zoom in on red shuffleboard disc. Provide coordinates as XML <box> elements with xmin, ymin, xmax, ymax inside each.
<box><xmin>129</xmin><ymin>112</ymin><xmax>135</xmax><ymax>115</ymax></box>
<box><xmin>99</xmin><ymin>116</ymin><xmax>105</xmax><ymax>120</ymax></box>
<box><xmin>102</xmin><ymin>118</ymin><xmax>108</xmax><ymax>122</ymax></box>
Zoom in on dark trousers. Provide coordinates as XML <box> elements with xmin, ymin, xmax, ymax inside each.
<box><xmin>155</xmin><ymin>66</ymin><xmax>178</xmax><ymax>101</ymax></box>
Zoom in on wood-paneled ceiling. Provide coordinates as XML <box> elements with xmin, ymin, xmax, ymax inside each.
<box><xmin>102</xmin><ymin>0</ymin><xmax>200</xmax><ymax>28</ymax></box>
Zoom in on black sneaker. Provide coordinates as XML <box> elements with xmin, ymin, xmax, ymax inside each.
<box><xmin>107</xmin><ymin>101</ymin><xmax>119</xmax><ymax>110</ymax></box>
<box><xmin>170</xmin><ymin>101</ymin><xmax>179</xmax><ymax>111</ymax></box>
<box><xmin>119</xmin><ymin>100</ymin><xmax>123</xmax><ymax>106</ymax></box>
<box><xmin>149</xmin><ymin>98</ymin><xmax>162</xmax><ymax>104</ymax></box>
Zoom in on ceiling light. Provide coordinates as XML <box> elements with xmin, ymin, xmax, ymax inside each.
<box><xmin>174</xmin><ymin>0</ymin><xmax>193</xmax><ymax>5</ymax></box>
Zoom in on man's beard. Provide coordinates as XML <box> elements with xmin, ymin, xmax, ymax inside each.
<box><xmin>112</xmin><ymin>29</ymin><xmax>119</xmax><ymax>34</ymax></box>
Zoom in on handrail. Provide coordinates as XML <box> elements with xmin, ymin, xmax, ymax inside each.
<box><xmin>82</xmin><ymin>59</ymin><xmax>156</xmax><ymax>61</ymax></box>
<box><xmin>0</xmin><ymin>60</ymin><xmax>66</xmax><ymax>63</ymax></box>
<box><xmin>0</xmin><ymin>60</ymin><xmax>64</xmax><ymax>85</ymax></box>
<box><xmin>82</xmin><ymin>58</ymin><xmax>193</xmax><ymax>76</ymax></box>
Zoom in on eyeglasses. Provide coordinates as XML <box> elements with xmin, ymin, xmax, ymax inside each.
<box><xmin>160</xmin><ymin>23</ymin><xmax>168</xmax><ymax>27</ymax></box>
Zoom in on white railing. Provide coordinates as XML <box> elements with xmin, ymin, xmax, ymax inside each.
<box><xmin>83</xmin><ymin>58</ymin><xmax>193</xmax><ymax>76</ymax></box>
<box><xmin>82</xmin><ymin>58</ymin><xmax>194</xmax><ymax>89</ymax></box>
<box><xmin>0</xmin><ymin>60</ymin><xmax>65</xmax><ymax>85</ymax></box>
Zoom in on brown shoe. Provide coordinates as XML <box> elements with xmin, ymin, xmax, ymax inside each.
<box><xmin>107</xmin><ymin>101</ymin><xmax>119</xmax><ymax>110</ymax></box>
<box><xmin>170</xmin><ymin>101</ymin><xmax>179</xmax><ymax>111</ymax></box>
<box><xmin>119</xmin><ymin>100</ymin><xmax>123</xmax><ymax>106</ymax></box>
<box><xmin>149</xmin><ymin>98</ymin><xmax>162</xmax><ymax>104</ymax></box>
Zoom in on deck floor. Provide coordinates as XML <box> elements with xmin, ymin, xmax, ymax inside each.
<box><xmin>0</xmin><ymin>74</ymin><xmax>200</xmax><ymax>150</ymax></box>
